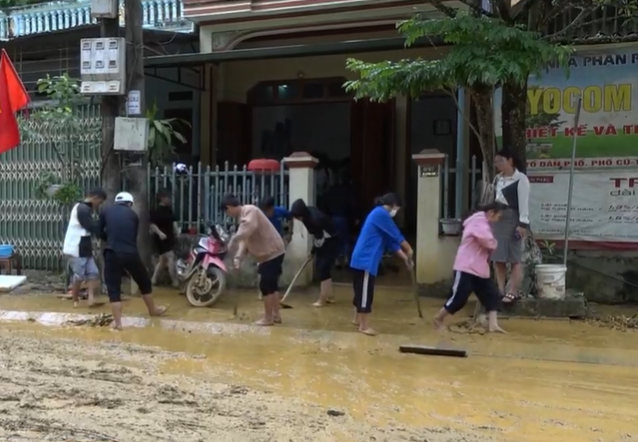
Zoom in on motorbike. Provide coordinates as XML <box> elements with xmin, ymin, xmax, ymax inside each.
<box><xmin>175</xmin><ymin>223</ymin><xmax>231</xmax><ymax>307</ymax></box>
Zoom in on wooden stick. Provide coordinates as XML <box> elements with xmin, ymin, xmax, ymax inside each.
<box><xmin>279</xmin><ymin>254</ymin><xmax>313</xmax><ymax>307</ymax></box>
<box><xmin>399</xmin><ymin>345</ymin><xmax>468</xmax><ymax>358</ymax></box>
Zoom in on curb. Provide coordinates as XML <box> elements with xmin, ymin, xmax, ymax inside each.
<box><xmin>0</xmin><ymin>310</ymin><xmax>272</xmax><ymax>336</ymax></box>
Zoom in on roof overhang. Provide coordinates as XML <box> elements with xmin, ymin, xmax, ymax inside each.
<box><xmin>144</xmin><ymin>36</ymin><xmax>440</xmax><ymax>68</ymax></box>
<box><xmin>0</xmin><ymin>24</ymin><xmax>197</xmax><ymax>46</ymax></box>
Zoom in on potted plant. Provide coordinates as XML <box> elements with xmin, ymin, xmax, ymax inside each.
<box><xmin>21</xmin><ymin>75</ymin><xmax>89</xmax><ymax>208</ymax></box>
<box><xmin>34</xmin><ymin>171</ymin><xmax>82</xmax><ymax>205</ymax></box>
<box><xmin>146</xmin><ymin>101</ymin><xmax>190</xmax><ymax>167</ymax></box>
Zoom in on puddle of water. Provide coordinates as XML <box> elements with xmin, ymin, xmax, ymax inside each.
<box><xmin>4</xmin><ymin>320</ymin><xmax>638</xmax><ymax>442</ymax></box>
<box><xmin>2</xmin><ymin>286</ymin><xmax>638</xmax><ymax>350</ymax></box>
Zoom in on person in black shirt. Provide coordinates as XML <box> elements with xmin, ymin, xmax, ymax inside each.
<box><xmin>150</xmin><ymin>189</ymin><xmax>178</xmax><ymax>287</ymax></box>
<box><xmin>290</xmin><ymin>198</ymin><xmax>340</xmax><ymax>308</ymax></box>
<box><xmin>98</xmin><ymin>191</ymin><xmax>167</xmax><ymax>330</ymax></box>
<box><xmin>62</xmin><ymin>187</ymin><xmax>106</xmax><ymax>308</ymax></box>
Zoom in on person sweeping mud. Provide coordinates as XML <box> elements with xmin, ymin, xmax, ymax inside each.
<box><xmin>289</xmin><ymin>198</ymin><xmax>339</xmax><ymax>307</ymax></box>
<box><xmin>98</xmin><ymin>192</ymin><xmax>167</xmax><ymax>330</ymax></box>
<box><xmin>63</xmin><ymin>187</ymin><xmax>107</xmax><ymax>308</ymax></box>
<box><xmin>150</xmin><ymin>189</ymin><xmax>178</xmax><ymax>288</ymax></box>
<box><xmin>350</xmin><ymin>193</ymin><xmax>413</xmax><ymax>336</ymax></box>
<box><xmin>223</xmin><ymin>194</ymin><xmax>286</xmax><ymax>326</ymax></box>
<box><xmin>433</xmin><ymin>202</ymin><xmax>507</xmax><ymax>334</ymax></box>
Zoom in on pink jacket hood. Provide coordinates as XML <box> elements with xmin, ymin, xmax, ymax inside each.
<box><xmin>453</xmin><ymin>212</ymin><xmax>497</xmax><ymax>278</ymax></box>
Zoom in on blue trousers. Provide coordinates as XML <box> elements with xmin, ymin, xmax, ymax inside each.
<box><xmin>332</xmin><ymin>216</ymin><xmax>350</xmax><ymax>258</ymax></box>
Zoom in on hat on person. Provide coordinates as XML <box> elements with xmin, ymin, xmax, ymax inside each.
<box><xmin>114</xmin><ymin>191</ymin><xmax>134</xmax><ymax>204</ymax></box>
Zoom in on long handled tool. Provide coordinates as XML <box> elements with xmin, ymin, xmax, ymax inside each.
<box><xmin>280</xmin><ymin>254</ymin><xmax>314</xmax><ymax>309</ymax></box>
<box><xmin>230</xmin><ymin>268</ymin><xmax>239</xmax><ymax>318</ymax></box>
<box><xmin>407</xmin><ymin>259</ymin><xmax>423</xmax><ymax>318</ymax></box>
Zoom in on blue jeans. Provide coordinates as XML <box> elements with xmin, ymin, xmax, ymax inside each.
<box><xmin>68</xmin><ymin>256</ymin><xmax>99</xmax><ymax>282</ymax></box>
<box><xmin>332</xmin><ymin>216</ymin><xmax>350</xmax><ymax>259</ymax></box>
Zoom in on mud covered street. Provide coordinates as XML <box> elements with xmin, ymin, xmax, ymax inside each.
<box><xmin>2</xmin><ymin>291</ymin><xmax>638</xmax><ymax>442</ymax></box>
<box><xmin>0</xmin><ymin>328</ymin><xmax>495</xmax><ymax>442</ymax></box>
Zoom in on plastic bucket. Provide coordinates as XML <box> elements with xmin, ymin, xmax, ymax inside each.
<box><xmin>440</xmin><ymin>218</ymin><xmax>462</xmax><ymax>236</ymax></box>
<box><xmin>535</xmin><ymin>264</ymin><xmax>567</xmax><ymax>300</ymax></box>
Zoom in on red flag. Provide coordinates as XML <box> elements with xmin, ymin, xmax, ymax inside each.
<box><xmin>0</xmin><ymin>49</ymin><xmax>30</xmax><ymax>154</ymax></box>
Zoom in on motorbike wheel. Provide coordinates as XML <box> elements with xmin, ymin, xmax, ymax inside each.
<box><xmin>185</xmin><ymin>267</ymin><xmax>226</xmax><ymax>307</ymax></box>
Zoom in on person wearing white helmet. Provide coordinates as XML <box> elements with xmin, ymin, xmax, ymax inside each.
<box><xmin>114</xmin><ymin>191</ymin><xmax>134</xmax><ymax>204</ymax></box>
<box><xmin>98</xmin><ymin>191</ymin><xmax>168</xmax><ymax>330</ymax></box>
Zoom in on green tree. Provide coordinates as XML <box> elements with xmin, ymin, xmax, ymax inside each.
<box><xmin>433</xmin><ymin>0</ymin><xmax>634</xmax><ymax>167</ymax></box>
<box><xmin>345</xmin><ymin>11</ymin><xmax>572</xmax><ymax>180</ymax></box>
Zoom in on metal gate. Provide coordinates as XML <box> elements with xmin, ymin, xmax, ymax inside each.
<box><xmin>0</xmin><ymin>108</ymin><xmax>288</xmax><ymax>271</ymax></box>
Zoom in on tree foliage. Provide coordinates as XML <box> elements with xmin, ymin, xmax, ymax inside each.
<box><xmin>345</xmin><ymin>12</ymin><xmax>573</xmax><ymax>178</ymax></box>
<box><xmin>347</xmin><ymin>13</ymin><xmax>572</xmax><ymax>95</ymax></box>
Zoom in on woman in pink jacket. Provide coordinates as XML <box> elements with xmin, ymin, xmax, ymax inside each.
<box><xmin>434</xmin><ymin>202</ymin><xmax>507</xmax><ymax>333</ymax></box>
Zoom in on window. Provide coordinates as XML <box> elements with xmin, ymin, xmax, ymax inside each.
<box><xmin>247</xmin><ymin>77</ymin><xmax>350</xmax><ymax>105</ymax></box>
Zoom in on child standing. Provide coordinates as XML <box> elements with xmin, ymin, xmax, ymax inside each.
<box><xmin>350</xmin><ymin>193</ymin><xmax>413</xmax><ymax>336</ymax></box>
<box><xmin>433</xmin><ymin>202</ymin><xmax>507</xmax><ymax>333</ymax></box>
<box><xmin>259</xmin><ymin>196</ymin><xmax>292</xmax><ymax>240</ymax></box>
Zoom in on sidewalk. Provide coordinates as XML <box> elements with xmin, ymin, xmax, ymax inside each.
<box><xmin>1</xmin><ymin>286</ymin><xmax>637</xmax><ymax>365</ymax></box>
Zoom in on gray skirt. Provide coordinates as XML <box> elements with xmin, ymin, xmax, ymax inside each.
<box><xmin>490</xmin><ymin>208</ymin><xmax>522</xmax><ymax>264</ymax></box>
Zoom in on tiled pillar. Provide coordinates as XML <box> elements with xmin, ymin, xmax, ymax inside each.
<box><xmin>282</xmin><ymin>152</ymin><xmax>318</xmax><ymax>285</ymax></box>
<box><xmin>412</xmin><ymin>149</ymin><xmax>451</xmax><ymax>284</ymax></box>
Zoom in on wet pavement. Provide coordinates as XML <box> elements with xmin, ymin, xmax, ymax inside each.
<box><xmin>0</xmin><ymin>285</ymin><xmax>637</xmax><ymax>441</ymax></box>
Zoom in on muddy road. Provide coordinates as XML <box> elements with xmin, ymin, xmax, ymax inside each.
<box><xmin>0</xmin><ymin>327</ymin><xmax>494</xmax><ymax>442</ymax></box>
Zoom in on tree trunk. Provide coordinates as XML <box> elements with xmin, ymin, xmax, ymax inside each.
<box><xmin>470</xmin><ymin>87</ymin><xmax>496</xmax><ymax>182</ymax></box>
<box><xmin>501</xmin><ymin>80</ymin><xmax>528</xmax><ymax>172</ymax></box>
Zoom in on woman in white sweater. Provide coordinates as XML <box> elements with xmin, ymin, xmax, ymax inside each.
<box><xmin>490</xmin><ymin>149</ymin><xmax>530</xmax><ymax>304</ymax></box>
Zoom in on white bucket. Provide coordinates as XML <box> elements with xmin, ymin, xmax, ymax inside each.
<box><xmin>440</xmin><ymin>218</ymin><xmax>462</xmax><ymax>236</ymax></box>
<box><xmin>535</xmin><ymin>264</ymin><xmax>567</xmax><ymax>300</ymax></box>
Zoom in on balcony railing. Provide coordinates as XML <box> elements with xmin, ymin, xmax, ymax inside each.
<box><xmin>0</xmin><ymin>0</ymin><xmax>193</xmax><ymax>40</ymax></box>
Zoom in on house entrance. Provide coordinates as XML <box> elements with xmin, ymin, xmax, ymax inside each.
<box><xmin>217</xmin><ymin>76</ymin><xmax>396</xmax><ymax>222</ymax></box>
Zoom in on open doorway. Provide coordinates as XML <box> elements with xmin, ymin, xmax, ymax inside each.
<box><xmin>245</xmin><ymin>77</ymin><xmax>395</xmax><ymax>220</ymax></box>
<box><xmin>216</xmin><ymin>76</ymin><xmax>398</xmax><ymax>283</ymax></box>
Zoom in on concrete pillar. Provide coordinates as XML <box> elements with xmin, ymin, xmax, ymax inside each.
<box><xmin>282</xmin><ymin>152</ymin><xmax>318</xmax><ymax>286</ymax></box>
<box><xmin>199</xmin><ymin>28</ymin><xmax>213</xmax><ymax>53</ymax></box>
<box><xmin>412</xmin><ymin>149</ymin><xmax>459</xmax><ymax>284</ymax></box>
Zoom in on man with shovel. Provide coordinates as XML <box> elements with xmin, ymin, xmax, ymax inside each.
<box><xmin>223</xmin><ymin>194</ymin><xmax>286</xmax><ymax>326</ymax></box>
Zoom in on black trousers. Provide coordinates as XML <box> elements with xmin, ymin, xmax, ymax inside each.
<box><xmin>103</xmin><ymin>250</ymin><xmax>152</xmax><ymax>302</ymax></box>
<box><xmin>352</xmin><ymin>268</ymin><xmax>375</xmax><ymax>314</ymax></box>
<box><xmin>444</xmin><ymin>271</ymin><xmax>500</xmax><ymax>314</ymax></box>
<box><xmin>314</xmin><ymin>237</ymin><xmax>340</xmax><ymax>281</ymax></box>
<box><xmin>257</xmin><ymin>254</ymin><xmax>284</xmax><ymax>296</ymax></box>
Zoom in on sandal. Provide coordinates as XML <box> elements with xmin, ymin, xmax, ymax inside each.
<box><xmin>501</xmin><ymin>293</ymin><xmax>520</xmax><ymax>304</ymax></box>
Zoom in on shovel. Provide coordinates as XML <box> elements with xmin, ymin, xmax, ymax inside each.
<box><xmin>407</xmin><ymin>259</ymin><xmax>423</xmax><ymax>318</ymax></box>
<box><xmin>280</xmin><ymin>254</ymin><xmax>314</xmax><ymax>309</ymax></box>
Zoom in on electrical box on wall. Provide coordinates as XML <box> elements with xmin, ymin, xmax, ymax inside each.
<box><xmin>80</xmin><ymin>38</ymin><xmax>126</xmax><ymax>95</ymax></box>
<box><xmin>90</xmin><ymin>0</ymin><xmax>118</xmax><ymax>18</ymax></box>
<box><xmin>114</xmin><ymin>117</ymin><xmax>149</xmax><ymax>152</ymax></box>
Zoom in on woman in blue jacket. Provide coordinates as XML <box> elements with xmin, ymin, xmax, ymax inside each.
<box><xmin>350</xmin><ymin>193</ymin><xmax>413</xmax><ymax>336</ymax></box>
